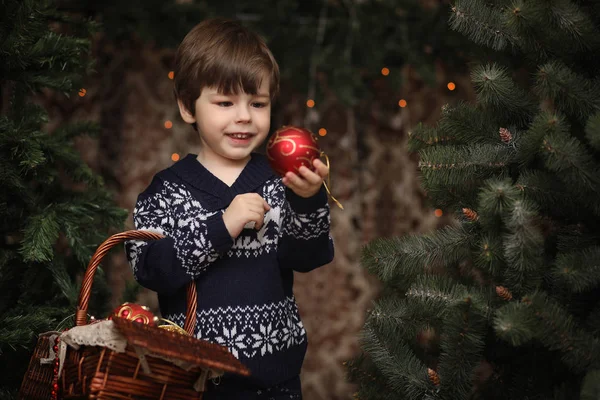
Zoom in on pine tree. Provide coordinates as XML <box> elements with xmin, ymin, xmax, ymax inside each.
<box><xmin>0</xmin><ymin>0</ymin><xmax>126</xmax><ymax>397</ymax></box>
<box><xmin>350</xmin><ymin>1</ymin><xmax>600</xmax><ymax>399</ymax></box>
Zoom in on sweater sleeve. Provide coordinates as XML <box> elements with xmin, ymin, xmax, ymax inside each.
<box><xmin>277</xmin><ymin>185</ymin><xmax>334</xmax><ymax>272</ymax></box>
<box><xmin>125</xmin><ymin>177</ymin><xmax>233</xmax><ymax>294</ymax></box>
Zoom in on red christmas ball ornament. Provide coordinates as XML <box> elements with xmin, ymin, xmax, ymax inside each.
<box><xmin>110</xmin><ymin>302</ymin><xmax>158</xmax><ymax>326</ymax></box>
<box><xmin>266</xmin><ymin>126</ymin><xmax>321</xmax><ymax>177</ymax></box>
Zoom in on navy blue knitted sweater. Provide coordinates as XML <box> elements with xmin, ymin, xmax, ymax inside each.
<box><xmin>125</xmin><ymin>153</ymin><xmax>334</xmax><ymax>388</ymax></box>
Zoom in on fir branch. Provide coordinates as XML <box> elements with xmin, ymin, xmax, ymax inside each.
<box><xmin>449</xmin><ymin>0</ymin><xmax>519</xmax><ymax>51</ymax></box>
<box><xmin>502</xmin><ymin>199</ymin><xmax>544</xmax><ymax>293</ymax></box>
<box><xmin>20</xmin><ymin>208</ymin><xmax>60</xmax><ymax>262</ymax></box>
<box><xmin>406</xmin><ymin>275</ymin><xmax>490</xmax><ymax>317</ymax></box>
<box><xmin>517</xmin><ymin>170</ymin><xmax>591</xmax><ymax>220</ymax></box>
<box><xmin>545</xmin><ymin>0</ymin><xmax>598</xmax><ymax>52</ymax></box>
<box><xmin>361</xmin><ymin>225</ymin><xmax>472</xmax><ymax>284</ymax></box>
<box><xmin>408</xmin><ymin>122</ymin><xmax>456</xmax><ymax>153</ymax></box>
<box><xmin>493</xmin><ymin>301</ymin><xmax>538</xmax><ymax>346</ymax></box>
<box><xmin>501</xmin><ymin>1</ymin><xmax>550</xmax><ymax>61</ymax></box>
<box><xmin>476</xmin><ymin>178</ymin><xmax>522</xmax><ymax>230</ymax></box>
<box><xmin>436</xmin><ymin>102</ymin><xmax>499</xmax><ymax>145</ymax></box>
<box><xmin>552</xmin><ymin>246</ymin><xmax>600</xmax><ymax>293</ymax></box>
<box><xmin>418</xmin><ymin>144</ymin><xmax>513</xmax><ymax>189</ymax></box>
<box><xmin>541</xmin><ymin>129</ymin><xmax>600</xmax><ymax>196</ymax></box>
<box><xmin>368</xmin><ymin>295</ymin><xmax>440</xmax><ymax>342</ymax></box>
<box><xmin>437</xmin><ymin>297</ymin><xmax>487</xmax><ymax>400</ymax></box>
<box><xmin>585</xmin><ymin>112</ymin><xmax>600</xmax><ymax>151</ymax></box>
<box><xmin>360</xmin><ymin>323</ymin><xmax>433</xmax><ymax>399</ymax></box>
<box><xmin>47</xmin><ymin>261</ymin><xmax>78</xmax><ymax>307</ymax></box>
<box><xmin>516</xmin><ymin>111</ymin><xmax>569</xmax><ymax>167</ymax></box>
<box><xmin>521</xmin><ymin>292</ymin><xmax>600</xmax><ymax>372</ymax></box>
<box><xmin>474</xmin><ymin>233</ymin><xmax>505</xmax><ymax>279</ymax></box>
<box><xmin>0</xmin><ymin>314</ymin><xmax>55</xmax><ymax>352</ymax></box>
<box><xmin>52</xmin><ymin>121</ymin><xmax>101</xmax><ymax>141</ymax></box>
<box><xmin>534</xmin><ymin>61</ymin><xmax>600</xmax><ymax>121</ymax></box>
<box><xmin>471</xmin><ymin>63</ymin><xmax>534</xmax><ymax>127</ymax></box>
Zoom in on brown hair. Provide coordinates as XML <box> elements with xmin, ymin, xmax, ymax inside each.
<box><xmin>174</xmin><ymin>18</ymin><xmax>280</xmax><ymax>116</ymax></box>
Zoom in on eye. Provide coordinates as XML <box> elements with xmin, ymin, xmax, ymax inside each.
<box><xmin>252</xmin><ymin>102</ymin><xmax>268</xmax><ymax>108</ymax></box>
<box><xmin>217</xmin><ymin>101</ymin><xmax>233</xmax><ymax>107</ymax></box>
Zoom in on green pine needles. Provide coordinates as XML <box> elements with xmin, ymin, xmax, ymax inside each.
<box><xmin>0</xmin><ymin>0</ymin><xmax>126</xmax><ymax>396</ymax></box>
<box><xmin>352</xmin><ymin>1</ymin><xmax>600</xmax><ymax>399</ymax></box>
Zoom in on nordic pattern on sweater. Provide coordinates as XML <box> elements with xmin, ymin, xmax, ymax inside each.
<box><xmin>125</xmin><ymin>153</ymin><xmax>334</xmax><ymax>388</ymax></box>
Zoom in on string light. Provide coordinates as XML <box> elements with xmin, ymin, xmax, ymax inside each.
<box><xmin>78</xmin><ymin>88</ymin><xmax>86</xmax><ymax>97</ymax></box>
<box><xmin>164</xmin><ymin>120</ymin><xmax>173</xmax><ymax>129</ymax></box>
<box><xmin>398</xmin><ymin>99</ymin><xmax>407</xmax><ymax>108</ymax></box>
<box><xmin>434</xmin><ymin>209</ymin><xmax>443</xmax><ymax>217</ymax></box>
<box><xmin>318</xmin><ymin>128</ymin><xmax>327</xmax><ymax>136</ymax></box>
<box><xmin>168</xmin><ymin>71</ymin><xmax>174</xmax><ymax>80</ymax></box>
<box><xmin>171</xmin><ymin>153</ymin><xmax>180</xmax><ymax>162</ymax></box>
<box><xmin>447</xmin><ymin>82</ymin><xmax>456</xmax><ymax>91</ymax></box>
<box><xmin>381</xmin><ymin>67</ymin><xmax>390</xmax><ymax>76</ymax></box>
<box><xmin>306</xmin><ymin>99</ymin><xmax>315</xmax><ymax>108</ymax></box>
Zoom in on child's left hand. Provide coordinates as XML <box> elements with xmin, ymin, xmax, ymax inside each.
<box><xmin>282</xmin><ymin>158</ymin><xmax>329</xmax><ymax>198</ymax></box>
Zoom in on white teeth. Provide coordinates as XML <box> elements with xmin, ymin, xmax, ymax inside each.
<box><xmin>229</xmin><ymin>133</ymin><xmax>250</xmax><ymax>139</ymax></box>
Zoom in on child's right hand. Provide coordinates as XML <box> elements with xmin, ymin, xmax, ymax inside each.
<box><xmin>222</xmin><ymin>193</ymin><xmax>271</xmax><ymax>239</ymax></box>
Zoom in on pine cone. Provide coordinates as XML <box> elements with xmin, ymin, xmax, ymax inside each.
<box><xmin>462</xmin><ymin>208</ymin><xmax>479</xmax><ymax>221</ymax></box>
<box><xmin>496</xmin><ymin>286</ymin><xmax>513</xmax><ymax>301</ymax></box>
<box><xmin>428</xmin><ymin>368</ymin><xmax>440</xmax><ymax>386</ymax></box>
<box><xmin>499</xmin><ymin>127</ymin><xmax>512</xmax><ymax>143</ymax></box>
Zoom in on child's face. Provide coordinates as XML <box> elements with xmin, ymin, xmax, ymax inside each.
<box><xmin>178</xmin><ymin>76</ymin><xmax>271</xmax><ymax>166</ymax></box>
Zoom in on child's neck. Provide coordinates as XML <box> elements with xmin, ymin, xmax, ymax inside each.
<box><xmin>196</xmin><ymin>151</ymin><xmax>251</xmax><ymax>187</ymax></box>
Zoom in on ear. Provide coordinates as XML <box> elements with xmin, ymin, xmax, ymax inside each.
<box><xmin>177</xmin><ymin>98</ymin><xmax>197</xmax><ymax>124</ymax></box>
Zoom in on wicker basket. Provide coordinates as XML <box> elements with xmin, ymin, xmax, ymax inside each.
<box><xmin>19</xmin><ymin>230</ymin><xmax>250</xmax><ymax>399</ymax></box>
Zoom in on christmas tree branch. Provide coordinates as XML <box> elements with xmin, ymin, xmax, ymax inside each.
<box><xmin>541</xmin><ymin>130</ymin><xmax>600</xmax><ymax>197</ymax></box>
<box><xmin>437</xmin><ymin>103</ymin><xmax>498</xmax><ymax>146</ymax></box>
<box><xmin>449</xmin><ymin>0</ymin><xmax>519</xmax><ymax>51</ymax></box>
<box><xmin>471</xmin><ymin>64</ymin><xmax>534</xmax><ymax>127</ymax></box>
<box><xmin>502</xmin><ymin>199</ymin><xmax>545</xmax><ymax>293</ymax></box>
<box><xmin>437</xmin><ymin>297</ymin><xmax>487</xmax><ymax>400</ymax></box>
<box><xmin>477</xmin><ymin>179</ymin><xmax>522</xmax><ymax>228</ymax></box>
<box><xmin>585</xmin><ymin>112</ymin><xmax>600</xmax><ymax>152</ymax></box>
<box><xmin>408</xmin><ymin>122</ymin><xmax>456</xmax><ymax>153</ymax></box>
<box><xmin>360</xmin><ymin>324</ymin><xmax>433</xmax><ymax>400</ymax></box>
<box><xmin>361</xmin><ymin>226</ymin><xmax>472</xmax><ymax>284</ymax></box>
<box><xmin>552</xmin><ymin>246</ymin><xmax>600</xmax><ymax>293</ymax></box>
<box><xmin>516</xmin><ymin>111</ymin><xmax>569</xmax><ymax>167</ymax></box>
<box><xmin>474</xmin><ymin>233</ymin><xmax>505</xmax><ymax>279</ymax></box>
<box><xmin>418</xmin><ymin>144</ymin><xmax>512</xmax><ymax>189</ymax></box>
<box><xmin>534</xmin><ymin>61</ymin><xmax>600</xmax><ymax>122</ymax></box>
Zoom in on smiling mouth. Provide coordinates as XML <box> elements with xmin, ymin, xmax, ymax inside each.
<box><xmin>226</xmin><ymin>133</ymin><xmax>254</xmax><ymax>139</ymax></box>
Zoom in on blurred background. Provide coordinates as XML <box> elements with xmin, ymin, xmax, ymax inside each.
<box><xmin>3</xmin><ymin>0</ymin><xmax>477</xmax><ymax>398</ymax></box>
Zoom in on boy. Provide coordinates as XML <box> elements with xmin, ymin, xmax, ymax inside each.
<box><xmin>125</xmin><ymin>18</ymin><xmax>334</xmax><ymax>399</ymax></box>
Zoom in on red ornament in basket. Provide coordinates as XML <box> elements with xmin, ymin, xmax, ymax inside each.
<box><xmin>266</xmin><ymin>125</ymin><xmax>344</xmax><ymax>209</ymax></box>
<box><xmin>109</xmin><ymin>302</ymin><xmax>159</xmax><ymax>325</ymax></box>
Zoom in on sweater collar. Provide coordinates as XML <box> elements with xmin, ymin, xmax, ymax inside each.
<box><xmin>169</xmin><ymin>153</ymin><xmax>276</xmax><ymax>202</ymax></box>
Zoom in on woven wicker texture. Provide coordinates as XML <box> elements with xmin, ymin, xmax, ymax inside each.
<box><xmin>20</xmin><ymin>230</ymin><xmax>249</xmax><ymax>400</ymax></box>
<box><xmin>112</xmin><ymin>317</ymin><xmax>250</xmax><ymax>375</ymax></box>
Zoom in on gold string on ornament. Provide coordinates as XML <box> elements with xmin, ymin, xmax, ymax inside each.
<box><xmin>320</xmin><ymin>151</ymin><xmax>344</xmax><ymax>210</ymax></box>
<box><xmin>158</xmin><ymin>318</ymin><xmax>189</xmax><ymax>335</ymax></box>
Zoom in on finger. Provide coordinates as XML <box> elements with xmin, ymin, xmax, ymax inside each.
<box><xmin>284</xmin><ymin>171</ymin><xmax>310</xmax><ymax>190</ymax></box>
<box><xmin>312</xmin><ymin>158</ymin><xmax>330</xmax><ymax>178</ymax></box>
<box><xmin>297</xmin><ymin>165</ymin><xmax>323</xmax><ymax>185</ymax></box>
<box><xmin>250</xmin><ymin>210</ymin><xmax>265</xmax><ymax>230</ymax></box>
<box><xmin>244</xmin><ymin>194</ymin><xmax>270</xmax><ymax>211</ymax></box>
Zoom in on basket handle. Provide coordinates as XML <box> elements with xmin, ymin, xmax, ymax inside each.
<box><xmin>75</xmin><ymin>230</ymin><xmax>197</xmax><ymax>336</ymax></box>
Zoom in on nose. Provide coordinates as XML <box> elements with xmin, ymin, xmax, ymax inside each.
<box><xmin>236</xmin><ymin>104</ymin><xmax>251</xmax><ymax>123</ymax></box>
